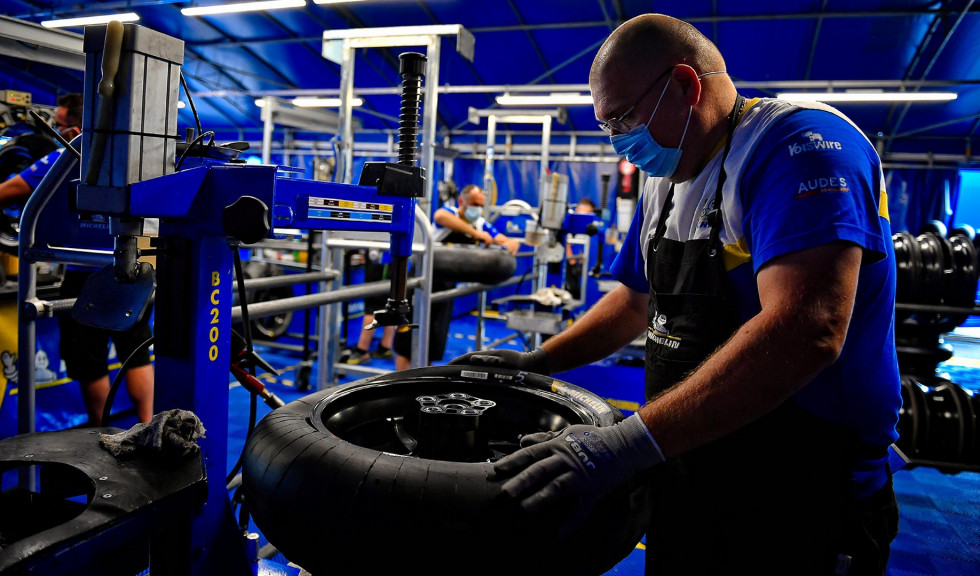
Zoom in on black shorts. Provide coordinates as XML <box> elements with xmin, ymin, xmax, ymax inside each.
<box><xmin>57</xmin><ymin>269</ymin><xmax>153</xmax><ymax>383</ymax></box>
<box><xmin>363</xmin><ymin>256</ymin><xmax>389</xmax><ymax>313</ymax></box>
<box><xmin>393</xmin><ymin>277</ymin><xmax>455</xmax><ymax>363</ymax></box>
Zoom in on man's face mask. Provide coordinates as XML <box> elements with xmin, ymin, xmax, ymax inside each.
<box><xmin>610</xmin><ymin>73</ymin><xmax>692</xmax><ymax>179</ymax></box>
<box><xmin>464</xmin><ymin>206</ymin><xmax>483</xmax><ymax>221</ymax></box>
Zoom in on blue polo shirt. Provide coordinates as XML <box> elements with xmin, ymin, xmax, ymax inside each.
<box><xmin>612</xmin><ymin>100</ymin><xmax>900</xmax><ymax>499</ymax></box>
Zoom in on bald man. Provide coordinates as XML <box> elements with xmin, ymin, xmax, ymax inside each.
<box><xmin>452</xmin><ymin>13</ymin><xmax>900</xmax><ymax>575</ymax></box>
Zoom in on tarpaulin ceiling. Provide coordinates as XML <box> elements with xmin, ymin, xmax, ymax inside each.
<box><xmin>1</xmin><ymin>0</ymin><xmax>978</xmax><ymax>166</ymax></box>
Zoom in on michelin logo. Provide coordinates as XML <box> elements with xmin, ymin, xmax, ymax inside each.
<box><xmin>648</xmin><ymin>312</ymin><xmax>680</xmax><ymax>349</ymax></box>
<box><xmin>788</xmin><ymin>131</ymin><xmax>843</xmax><ymax>156</ymax></box>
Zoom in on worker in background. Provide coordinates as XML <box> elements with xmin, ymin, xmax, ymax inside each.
<box><xmin>451</xmin><ymin>13</ymin><xmax>900</xmax><ymax>575</ymax></box>
<box><xmin>0</xmin><ymin>93</ymin><xmax>154</xmax><ymax>427</ymax></box>
<box><xmin>564</xmin><ymin>197</ymin><xmax>596</xmax><ymax>300</ymax></box>
<box><xmin>339</xmin><ymin>249</ymin><xmax>396</xmax><ymax>364</ymax></box>
<box><xmin>0</xmin><ymin>94</ymin><xmax>82</xmax><ymax>207</ymax></box>
<box><xmin>393</xmin><ymin>184</ymin><xmax>521</xmax><ymax>371</ymax></box>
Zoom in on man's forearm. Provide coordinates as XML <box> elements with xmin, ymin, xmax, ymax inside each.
<box><xmin>0</xmin><ymin>176</ymin><xmax>31</xmax><ymax>210</ymax></box>
<box><xmin>637</xmin><ymin>243</ymin><xmax>861</xmax><ymax>458</ymax></box>
<box><xmin>541</xmin><ymin>284</ymin><xmax>647</xmax><ymax>373</ymax></box>
<box><xmin>435</xmin><ymin>211</ymin><xmax>477</xmax><ymax>236</ymax></box>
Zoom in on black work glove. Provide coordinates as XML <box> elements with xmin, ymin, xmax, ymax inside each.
<box><xmin>448</xmin><ymin>346</ymin><xmax>550</xmax><ymax>375</ymax></box>
<box><xmin>494</xmin><ymin>413</ymin><xmax>665</xmax><ymax>538</ymax></box>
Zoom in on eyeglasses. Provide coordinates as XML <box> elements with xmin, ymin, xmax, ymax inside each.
<box><xmin>596</xmin><ymin>68</ymin><xmax>728</xmax><ymax>134</ymax></box>
<box><xmin>596</xmin><ymin>66</ymin><xmax>674</xmax><ymax>134</ymax></box>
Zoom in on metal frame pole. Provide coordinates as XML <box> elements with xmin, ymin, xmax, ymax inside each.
<box><xmin>338</xmin><ymin>38</ymin><xmax>355</xmax><ymax>185</ymax></box>
<box><xmin>419</xmin><ymin>36</ymin><xmax>441</xmax><ymax>218</ymax></box>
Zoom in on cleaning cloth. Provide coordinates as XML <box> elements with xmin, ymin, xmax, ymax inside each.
<box><xmin>99</xmin><ymin>409</ymin><xmax>206</xmax><ymax>461</ymax></box>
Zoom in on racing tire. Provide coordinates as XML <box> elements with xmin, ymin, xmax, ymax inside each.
<box><xmin>242</xmin><ymin>365</ymin><xmax>652</xmax><ymax>575</ymax></box>
<box><xmin>432</xmin><ymin>244</ymin><xmax>517</xmax><ymax>284</ymax></box>
<box><xmin>0</xmin><ymin>132</ymin><xmax>60</xmax><ymax>254</ymax></box>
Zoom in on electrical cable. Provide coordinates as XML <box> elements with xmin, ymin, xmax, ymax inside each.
<box><xmin>512</xmin><ymin>262</ymin><xmax>537</xmax><ymax>352</ymax></box>
<box><xmin>516</xmin><ymin>329</ymin><xmax>531</xmax><ymax>353</ymax></box>
<box><xmin>515</xmin><ymin>258</ymin><xmax>535</xmax><ymax>297</ymax></box>
<box><xmin>175</xmin><ymin>130</ymin><xmax>215</xmax><ymax>171</ymax></box>
<box><xmin>226</xmin><ymin>245</ymin><xmax>260</xmax><ymax>488</ymax></box>
<box><xmin>233</xmin><ymin>246</ymin><xmax>254</xmax><ymax>356</ymax></box>
<box><xmin>101</xmin><ymin>336</ymin><xmax>154</xmax><ymax>426</ymax></box>
<box><xmin>226</xmin><ymin>390</ymin><xmax>257</xmax><ymax>487</ymax></box>
<box><xmin>179</xmin><ymin>71</ymin><xmax>203</xmax><ymax>138</ymax></box>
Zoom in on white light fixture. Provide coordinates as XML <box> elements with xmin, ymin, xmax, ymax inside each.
<box><xmin>321</xmin><ymin>24</ymin><xmax>473</xmax><ymax>65</ymax></box>
<box><xmin>323</xmin><ymin>24</ymin><xmax>465</xmax><ymax>39</ymax></box>
<box><xmin>496</xmin><ymin>93</ymin><xmax>593</xmax><ymax>106</ymax></box>
<box><xmin>292</xmin><ymin>97</ymin><xmax>363</xmax><ymax>107</ymax></box>
<box><xmin>776</xmin><ymin>91</ymin><xmax>957</xmax><ymax>103</ymax></box>
<box><xmin>41</xmin><ymin>12</ymin><xmax>140</xmax><ymax>28</ymax></box>
<box><xmin>182</xmin><ymin>0</ymin><xmax>306</xmax><ymax>17</ymax></box>
<box><xmin>494</xmin><ymin>115</ymin><xmax>555</xmax><ymax>124</ymax></box>
<box><xmin>255</xmin><ymin>97</ymin><xmax>361</xmax><ymax>108</ymax></box>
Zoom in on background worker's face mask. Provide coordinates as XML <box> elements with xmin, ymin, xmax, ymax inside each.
<box><xmin>464</xmin><ymin>206</ymin><xmax>483</xmax><ymax>221</ymax></box>
<box><xmin>610</xmin><ymin>74</ymin><xmax>692</xmax><ymax>179</ymax></box>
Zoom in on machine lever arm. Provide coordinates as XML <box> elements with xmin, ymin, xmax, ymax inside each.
<box><xmin>85</xmin><ymin>20</ymin><xmax>125</xmax><ymax>186</ymax></box>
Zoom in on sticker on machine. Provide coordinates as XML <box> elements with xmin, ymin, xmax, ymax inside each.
<box><xmin>309</xmin><ymin>197</ymin><xmax>393</xmax><ymax>212</ymax></box>
<box><xmin>460</xmin><ymin>370</ymin><xmax>489</xmax><ymax>380</ymax></box>
<box><xmin>308</xmin><ymin>197</ymin><xmax>394</xmax><ymax>223</ymax></box>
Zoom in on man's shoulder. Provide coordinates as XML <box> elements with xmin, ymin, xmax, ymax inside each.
<box><xmin>752</xmin><ymin>100</ymin><xmax>870</xmax><ymax>147</ymax></box>
<box><xmin>745</xmin><ymin>102</ymin><xmax>875</xmax><ymax>168</ymax></box>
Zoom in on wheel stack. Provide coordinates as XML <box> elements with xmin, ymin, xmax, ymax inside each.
<box><xmin>893</xmin><ymin>222</ymin><xmax>980</xmax><ymax>471</ymax></box>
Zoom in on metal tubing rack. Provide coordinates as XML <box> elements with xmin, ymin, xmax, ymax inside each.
<box><xmin>895</xmin><ymin>302</ymin><xmax>980</xmax><ymax>315</ymax></box>
<box><xmin>21</xmin><ymin>272</ymin><xmax>341</xmax><ymax>320</ymax></box>
<box><xmin>230</xmin><ymin>278</ymin><xmax>424</xmax><ymax>322</ymax></box>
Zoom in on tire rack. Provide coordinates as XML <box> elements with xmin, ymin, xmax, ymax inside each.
<box><xmin>893</xmin><ymin>226</ymin><xmax>980</xmax><ymax>472</ymax></box>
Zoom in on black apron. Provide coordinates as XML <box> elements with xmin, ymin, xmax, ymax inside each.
<box><xmin>641</xmin><ymin>96</ymin><xmax>880</xmax><ymax>575</ymax></box>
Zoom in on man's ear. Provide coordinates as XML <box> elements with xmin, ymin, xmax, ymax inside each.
<box><xmin>672</xmin><ymin>65</ymin><xmax>702</xmax><ymax>107</ymax></box>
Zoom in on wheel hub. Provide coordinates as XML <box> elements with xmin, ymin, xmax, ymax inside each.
<box><xmin>414</xmin><ymin>392</ymin><xmax>496</xmax><ymax>462</ymax></box>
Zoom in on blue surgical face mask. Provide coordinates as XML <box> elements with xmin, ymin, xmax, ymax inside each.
<box><xmin>464</xmin><ymin>206</ymin><xmax>483</xmax><ymax>221</ymax></box>
<box><xmin>610</xmin><ymin>75</ymin><xmax>692</xmax><ymax>179</ymax></box>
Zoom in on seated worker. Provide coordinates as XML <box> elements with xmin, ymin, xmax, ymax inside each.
<box><xmin>393</xmin><ymin>184</ymin><xmax>521</xmax><ymax>370</ymax></box>
<box><xmin>0</xmin><ymin>93</ymin><xmax>154</xmax><ymax>427</ymax></box>
<box><xmin>564</xmin><ymin>197</ymin><xmax>596</xmax><ymax>300</ymax></box>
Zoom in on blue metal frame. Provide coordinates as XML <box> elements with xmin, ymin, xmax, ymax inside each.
<box><xmin>124</xmin><ymin>162</ymin><xmax>418</xmax><ymax>574</ymax></box>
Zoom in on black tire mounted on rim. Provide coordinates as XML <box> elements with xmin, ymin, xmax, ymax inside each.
<box><xmin>0</xmin><ymin>131</ymin><xmax>61</xmax><ymax>254</ymax></box>
<box><xmin>242</xmin><ymin>365</ymin><xmax>652</xmax><ymax>575</ymax></box>
<box><xmin>238</xmin><ymin>260</ymin><xmax>294</xmax><ymax>340</ymax></box>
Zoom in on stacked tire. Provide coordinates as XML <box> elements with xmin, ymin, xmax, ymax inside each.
<box><xmin>893</xmin><ymin>223</ymin><xmax>977</xmax><ymax>374</ymax></box>
<box><xmin>893</xmin><ymin>222</ymin><xmax>980</xmax><ymax>471</ymax></box>
<box><xmin>897</xmin><ymin>374</ymin><xmax>979</xmax><ymax>470</ymax></box>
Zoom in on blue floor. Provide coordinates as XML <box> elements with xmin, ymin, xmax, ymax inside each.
<box><xmin>226</xmin><ymin>312</ymin><xmax>980</xmax><ymax>575</ymax></box>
